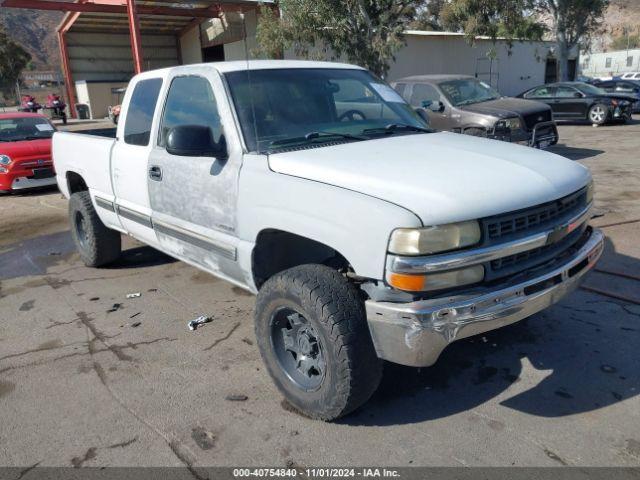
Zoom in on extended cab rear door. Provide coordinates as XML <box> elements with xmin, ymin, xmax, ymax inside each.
<box><xmin>146</xmin><ymin>67</ymin><xmax>244</xmax><ymax>283</ymax></box>
<box><xmin>111</xmin><ymin>76</ymin><xmax>164</xmax><ymax>246</ymax></box>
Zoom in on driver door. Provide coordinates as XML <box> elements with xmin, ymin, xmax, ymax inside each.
<box><xmin>146</xmin><ymin>69</ymin><xmax>244</xmax><ymax>282</ymax></box>
<box><xmin>407</xmin><ymin>83</ymin><xmax>450</xmax><ymax>130</ymax></box>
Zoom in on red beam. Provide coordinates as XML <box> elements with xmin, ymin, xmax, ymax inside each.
<box><xmin>2</xmin><ymin>0</ymin><xmax>221</xmax><ymax>18</ymax></box>
<box><xmin>126</xmin><ymin>0</ymin><xmax>144</xmax><ymax>74</ymax></box>
<box><xmin>57</xmin><ymin>31</ymin><xmax>78</xmax><ymax>119</ymax></box>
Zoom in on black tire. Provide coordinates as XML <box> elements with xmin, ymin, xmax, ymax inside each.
<box><xmin>588</xmin><ymin>103</ymin><xmax>609</xmax><ymax>125</ymax></box>
<box><xmin>255</xmin><ymin>264</ymin><xmax>382</xmax><ymax>421</ymax></box>
<box><xmin>69</xmin><ymin>191</ymin><xmax>121</xmax><ymax>267</ymax></box>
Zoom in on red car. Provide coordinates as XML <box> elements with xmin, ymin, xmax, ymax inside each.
<box><xmin>0</xmin><ymin>112</ymin><xmax>57</xmax><ymax>194</ymax></box>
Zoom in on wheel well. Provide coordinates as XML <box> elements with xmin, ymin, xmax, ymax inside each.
<box><xmin>252</xmin><ymin>229</ymin><xmax>350</xmax><ymax>289</ymax></box>
<box><xmin>67</xmin><ymin>171</ymin><xmax>88</xmax><ymax>194</ymax></box>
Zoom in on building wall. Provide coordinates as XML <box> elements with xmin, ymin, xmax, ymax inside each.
<box><xmin>388</xmin><ymin>33</ymin><xmax>567</xmax><ymax>97</ymax></box>
<box><xmin>66</xmin><ymin>32</ymin><xmax>179</xmax><ymax>83</ymax></box>
<box><xmin>75</xmin><ymin>81</ymin><xmax>128</xmax><ymax>119</ymax></box>
<box><xmin>180</xmin><ymin>26</ymin><xmax>203</xmax><ymax>64</ymax></box>
<box><xmin>581</xmin><ymin>49</ymin><xmax>640</xmax><ymax>78</ymax></box>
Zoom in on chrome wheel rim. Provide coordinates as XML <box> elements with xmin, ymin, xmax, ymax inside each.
<box><xmin>590</xmin><ymin>106</ymin><xmax>605</xmax><ymax>123</ymax></box>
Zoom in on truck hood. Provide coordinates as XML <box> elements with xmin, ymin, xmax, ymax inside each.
<box><xmin>460</xmin><ymin>97</ymin><xmax>550</xmax><ymax>118</ymax></box>
<box><xmin>267</xmin><ymin>132</ymin><xmax>591</xmax><ymax>226</ymax></box>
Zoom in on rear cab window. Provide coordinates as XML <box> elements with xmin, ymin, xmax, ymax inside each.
<box><xmin>124</xmin><ymin>78</ymin><xmax>163</xmax><ymax>146</ymax></box>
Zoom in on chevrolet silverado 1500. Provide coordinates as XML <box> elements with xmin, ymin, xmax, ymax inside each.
<box><xmin>53</xmin><ymin>60</ymin><xmax>604</xmax><ymax>421</ymax></box>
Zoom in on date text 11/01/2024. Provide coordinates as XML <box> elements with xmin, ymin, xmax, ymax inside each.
<box><xmin>232</xmin><ymin>468</ymin><xmax>401</xmax><ymax>478</ymax></box>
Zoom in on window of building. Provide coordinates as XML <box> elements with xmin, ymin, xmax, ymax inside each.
<box><xmin>124</xmin><ymin>78</ymin><xmax>163</xmax><ymax>146</ymax></box>
<box><xmin>583</xmin><ymin>57</ymin><xmax>590</xmax><ymax>69</ymax></box>
<box><xmin>605</xmin><ymin>57</ymin><xmax>612</xmax><ymax>68</ymax></box>
<box><xmin>159</xmin><ymin>76</ymin><xmax>222</xmax><ymax>147</ymax></box>
<box><xmin>627</xmin><ymin>56</ymin><xmax>634</xmax><ymax>67</ymax></box>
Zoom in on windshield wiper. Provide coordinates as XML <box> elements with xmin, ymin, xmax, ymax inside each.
<box><xmin>269</xmin><ymin>130</ymin><xmax>367</xmax><ymax>149</ymax></box>
<box><xmin>362</xmin><ymin>123</ymin><xmax>431</xmax><ymax>136</ymax></box>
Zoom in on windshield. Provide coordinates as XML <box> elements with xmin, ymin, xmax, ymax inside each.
<box><xmin>224</xmin><ymin>68</ymin><xmax>428</xmax><ymax>153</ymax></box>
<box><xmin>0</xmin><ymin>117</ymin><xmax>56</xmax><ymax>142</ymax></box>
<box><xmin>438</xmin><ymin>78</ymin><xmax>501</xmax><ymax>106</ymax></box>
<box><xmin>575</xmin><ymin>83</ymin><xmax>607</xmax><ymax>96</ymax></box>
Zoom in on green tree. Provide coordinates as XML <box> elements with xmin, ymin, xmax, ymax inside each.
<box><xmin>409</xmin><ymin>0</ymin><xmax>447</xmax><ymax>31</ymax></box>
<box><xmin>438</xmin><ymin>0</ymin><xmax>545</xmax><ymax>46</ymax></box>
<box><xmin>532</xmin><ymin>0</ymin><xmax>609</xmax><ymax>81</ymax></box>
<box><xmin>256</xmin><ymin>0</ymin><xmax>422</xmax><ymax>77</ymax></box>
<box><xmin>0</xmin><ymin>25</ymin><xmax>31</xmax><ymax>101</ymax></box>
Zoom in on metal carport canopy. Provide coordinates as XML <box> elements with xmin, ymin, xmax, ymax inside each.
<box><xmin>0</xmin><ymin>0</ymin><xmax>272</xmax><ymax>117</ymax></box>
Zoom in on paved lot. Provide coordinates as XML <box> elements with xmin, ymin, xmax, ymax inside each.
<box><xmin>1</xmin><ymin>120</ymin><xmax>640</xmax><ymax>469</ymax></box>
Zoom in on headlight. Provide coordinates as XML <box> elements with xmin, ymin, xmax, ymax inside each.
<box><xmin>388</xmin><ymin>221</ymin><xmax>481</xmax><ymax>256</ymax></box>
<box><xmin>0</xmin><ymin>166</ymin><xmax>7</xmax><ymax>174</ymax></box>
<box><xmin>498</xmin><ymin>117</ymin><xmax>522</xmax><ymax>130</ymax></box>
<box><xmin>387</xmin><ymin>265</ymin><xmax>485</xmax><ymax>292</ymax></box>
<box><xmin>0</xmin><ymin>155</ymin><xmax>11</xmax><ymax>166</ymax></box>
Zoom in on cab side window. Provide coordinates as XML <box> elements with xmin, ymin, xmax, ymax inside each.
<box><xmin>409</xmin><ymin>83</ymin><xmax>441</xmax><ymax>107</ymax></box>
<box><xmin>159</xmin><ymin>76</ymin><xmax>222</xmax><ymax>147</ymax></box>
<box><xmin>124</xmin><ymin>78</ymin><xmax>163</xmax><ymax>146</ymax></box>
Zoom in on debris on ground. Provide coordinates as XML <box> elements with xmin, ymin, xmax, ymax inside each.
<box><xmin>241</xmin><ymin>337</ymin><xmax>254</xmax><ymax>345</ymax></box>
<box><xmin>188</xmin><ymin>315</ymin><xmax>211</xmax><ymax>331</ymax></box>
<box><xmin>126</xmin><ymin>292</ymin><xmax>141</xmax><ymax>299</ymax></box>
<box><xmin>131</xmin><ymin>322</ymin><xmax>142</xmax><ymax>328</ymax></box>
<box><xmin>107</xmin><ymin>303</ymin><xmax>122</xmax><ymax>313</ymax></box>
<box><xmin>89</xmin><ymin>297</ymin><xmax>99</xmax><ymax>302</ymax></box>
<box><xmin>48</xmin><ymin>251</ymin><xmax>61</xmax><ymax>256</ymax></box>
<box><xmin>225</xmin><ymin>394</ymin><xmax>248</xmax><ymax>402</ymax></box>
<box><xmin>129</xmin><ymin>312</ymin><xmax>141</xmax><ymax>319</ymax></box>
<box><xmin>148</xmin><ymin>288</ymin><xmax>158</xmax><ymax>293</ymax></box>
<box><xmin>601</xmin><ymin>364</ymin><xmax>617</xmax><ymax>373</ymax></box>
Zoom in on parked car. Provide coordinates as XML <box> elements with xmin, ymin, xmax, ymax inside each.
<box><xmin>621</xmin><ymin>72</ymin><xmax>640</xmax><ymax>80</ymax></box>
<box><xmin>53</xmin><ymin>61</ymin><xmax>603</xmax><ymax>421</ymax></box>
<box><xmin>592</xmin><ymin>79</ymin><xmax>640</xmax><ymax>113</ymax></box>
<box><xmin>391</xmin><ymin>75</ymin><xmax>558</xmax><ymax>148</ymax></box>
<box><xmin>0</xmin><ymin>112</ymin><xmax>57</xmax><ymax>194</ymax></box>
<box><xmin>518</xmin><ymin>82</ymin><xmax>634</xmax><ymax>125</ymax></box>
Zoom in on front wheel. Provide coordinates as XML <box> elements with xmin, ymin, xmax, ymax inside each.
<box><xmin>69</xmin><ymin>191</ymin><xmax>121</xmax><ymax>267</ymax></box>
<box><xmin>255</xmin><ymin>264</ymin><xmax>382</xmax><ymax>421</ymax></box>
<box><xmin>589</xmin><ymin>104</ymin><xmax>609</xmax><ymax>125</ymax></box>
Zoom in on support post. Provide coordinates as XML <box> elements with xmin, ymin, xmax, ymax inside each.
<box><xmin>126</xmin><ymin>0</ymin><xmax>144</xmax><ymax>74</ymax></box>
<box><xmin>57</xmin><ymin>30</ymin><xmax>77</xmax><ymax>119</ymax></box>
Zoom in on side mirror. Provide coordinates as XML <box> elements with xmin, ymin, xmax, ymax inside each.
<box><xmin>421</xmin><ymin>100</ymin><xmax>433</xmax><ymax>109</ymax></box>
<box><xmin>429</xmin><ymin>100</ymin><xmax>445</xmax><ymax>112</ymax></box>
<box><xmin>166</xmin><ymin>125</ymin><xmax>227</xmax><ymax>159</ymax></box>
<box><xmin>573</xmin><ymin>92</ymin><xmax>583</xmax><ymax>98</ymax></box>
<box><xmin>414</xmin><ymin>107</ymin><xmax>430</xmax><ymax>125</ymax></box>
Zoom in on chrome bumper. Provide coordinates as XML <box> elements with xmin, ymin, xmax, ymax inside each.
<box><xmin>11</xmin><ymin>176</ymin><xmax>57</xmax><ymax>190</ymax></box>
<box><xmin>365</xmin><ymin>228</ymin><xmax>604</xmax><ymax>367</ymax></box>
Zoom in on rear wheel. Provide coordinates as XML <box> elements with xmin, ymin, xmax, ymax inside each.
<box><xmin>255</xmin><ymin>264</ymin><xmax>382</xmax><ymax>421</ymax></box>
<box><xmin>69</xmin><ymin>191</ymin><xmax>121</xmax><ymax>267</ymax></box>
<box><xmin>589</xmin><ymin>104</ymin><xmax>608</xmax><ymax>125</ymax></box>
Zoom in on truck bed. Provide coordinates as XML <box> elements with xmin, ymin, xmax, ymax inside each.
<box><xmin>52</xmin><ymin>130</ymin><xmax>116</xmax><ymax>199</ymax></box>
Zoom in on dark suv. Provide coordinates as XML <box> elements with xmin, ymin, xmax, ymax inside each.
<box><xmin>392</xmin><ymin>75</ymin><xmax>558</xmax><ymax>148</ymax></box>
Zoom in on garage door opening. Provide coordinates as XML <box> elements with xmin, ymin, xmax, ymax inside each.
<box><xmin>202</xmin><ymin>45</ymin><xmax>225</xmax><ymax>62</ymax></box>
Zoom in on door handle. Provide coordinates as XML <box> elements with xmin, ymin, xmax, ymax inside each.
<box><xmin>149</xmin><ymin>165</ymin><xmax>163</xmax><ymax>181</ymax></box>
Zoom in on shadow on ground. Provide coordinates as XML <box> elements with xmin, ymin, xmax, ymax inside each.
<box><xmin>0</xmin><ymin>230</ymin><xmax>175</xmax><ymax>281</ymax></box>
<box><xmin>548</xmin><ymin>144</ymin><xmax>604</xmax><ymax>160</ymax></box>
<box><xmin>342</xmin><ymin>236</ymin><xmax>640</xmax><ymax>426</ymax></box>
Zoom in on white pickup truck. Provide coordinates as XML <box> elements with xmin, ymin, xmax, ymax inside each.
<box><xmin>53</xmin><ymin>60</ymin><xmax>604</xmax><ymax>421</ymax></box>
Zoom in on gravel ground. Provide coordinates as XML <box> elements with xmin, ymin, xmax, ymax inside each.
<box><xmin>0</xmin><ymin>119</ymin><xmax>639</xmax><ymax>468</ymax></box>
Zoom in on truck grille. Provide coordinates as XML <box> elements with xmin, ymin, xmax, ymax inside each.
<box><xmin>483</xmin><ymin>187</ymin><xmax>587</xmax><ymax>243</ymax></box>
<box><xmin>523</xmin><ymin>110</ymin><xmax>552</xmax><ymax>130</ymax></box>
<box><xmin>481</xmin><ymin>187</ymin><xmax>589</xmax><ymax>281</ymax></box>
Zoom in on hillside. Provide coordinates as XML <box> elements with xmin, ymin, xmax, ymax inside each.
<box><xmin>598</xmin><ymin>0</ymin><xmax>640</xmax><ymax>51</ymax></box>
<box><xmin>0</xmin><ymin>8</ymin><xmax>62</xmax><ymax>70</ymax></box>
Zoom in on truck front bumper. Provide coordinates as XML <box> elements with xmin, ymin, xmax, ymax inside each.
<box><xmin>365</xmin><ymin>228</ymin><xmax>604</xmax><ymax>367</ymax></box>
